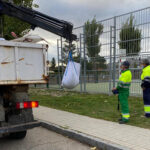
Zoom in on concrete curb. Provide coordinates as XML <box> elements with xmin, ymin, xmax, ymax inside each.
<box><xmin>40</xmin><ymin>121</ymin><xmax>129</xmax><ymax>150</ymax></box>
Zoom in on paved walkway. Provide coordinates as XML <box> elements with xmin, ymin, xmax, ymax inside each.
<box><xmin>34</xmin><ymin>106</ymin><xmax>150</xmax><ymax>150</ymax></box>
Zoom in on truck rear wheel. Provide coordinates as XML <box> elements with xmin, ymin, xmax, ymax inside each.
<box><xmin>9</xmin><ymin>131</ymin><xmax>27</xmax><ymax>139</ymax></box>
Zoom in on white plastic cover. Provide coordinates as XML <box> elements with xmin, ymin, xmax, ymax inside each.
<box><xmin>62</xmin><ymin>61</ymin><xmax>80</xmax><ymax>89</ymax></box>
<box><xmin>12</xmin><ymin>34</ymin><xmax>49</xmax><ymax>44</ymax></box>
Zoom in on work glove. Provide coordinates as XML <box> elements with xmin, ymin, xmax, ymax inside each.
<box><xmin>112</xmin><ymin>88</ymin><xmax>119</xmax><ymax>95</ymax></box>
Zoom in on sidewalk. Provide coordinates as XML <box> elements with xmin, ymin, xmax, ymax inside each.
<box><xmin>34</xmin><ymin>106</ymin><xmax>150</xmax><ymax>150</ymax></box>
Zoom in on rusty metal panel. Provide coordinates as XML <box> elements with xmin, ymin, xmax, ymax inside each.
<box><xmin>0</xmin><ymin>41</ymin><xmax>48</xmax><ymax>85</ymax></box>
<box><xmin>0</xmin><ymin>46</ymin><xmax>16</xmax><ymax>80</ymax></box>
<box><xmin>18</xmin><ymin>48</ymin><xmax>44</xmax><ymax>80</ymax></box>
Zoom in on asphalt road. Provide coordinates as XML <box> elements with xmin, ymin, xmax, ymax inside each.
<box><xmin>0</xmin><ymin>127</ymin><xmax>92</xmax><ymax>150</ymax></box>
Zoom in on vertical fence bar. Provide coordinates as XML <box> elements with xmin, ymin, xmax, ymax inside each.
<box><xmin>60</xmin><ymin>37</ymin><xmax>63</xmax><ymax>81</ymax></box>
<box><xmin>83</xmin><ymin>27</ymin><xmax>86</xmax><ymax>92</ymax></box>
<box><xmin>109</xmin><ymin>26</ymin><xmax>113</xmax><ymax>95</ymax></box>
<box><xmin>80</xmin><ymin>34</ymin><xmax>83</xmax><ymax>93</ymax></box>
<box><xmin>0</xmin><ymin>17</ymin><xmax>3</xmax><ymax>37</ymax></box>
<box><xmin>113</xmin><ymin>16</ymin><xmax>117</xmax><ymax>88</ymax></box>
<box><xmin>57</xmin><ymin>39</ymin><xmax>61</xmax><ymax>87</ymax></box>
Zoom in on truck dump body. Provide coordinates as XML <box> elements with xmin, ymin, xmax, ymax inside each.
<box><xmin>0</xmin><ymin>41</ymin><xmax>48</xmax><ymax>85</ymax></box>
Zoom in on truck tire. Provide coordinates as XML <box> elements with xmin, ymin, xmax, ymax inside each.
<box><xmin>9</xmin><ymin>131</ymin><xmax>27</xmax><ymax>139</ymax></box>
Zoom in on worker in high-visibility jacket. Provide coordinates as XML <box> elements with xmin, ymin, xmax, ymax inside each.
<box><xmin>141</xmin><ymin>59</ymin><xmax>150</xmax><ymax>118</ymax></box>
<box><xmin>112</xmin><ymin>61</ymin><xmax>132</xmax><ymax>124</ymax></box>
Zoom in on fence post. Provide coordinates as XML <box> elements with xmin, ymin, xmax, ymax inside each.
<box><xmin>83</xmin><ymin>26</ymin><xmax>86</xmax><ymax>93</ymax></box>
<box><xmin>80</xmin><ymin>34</ymin><xmax>83</xmax><ymax>93</ymax></box>
<box><xmin>109</xmin><ymin>26</ymin><xmax>113</xmax><ymax>95</ymax></box>
<box><xmin>0</xmin><ymin>17</ymin><xmax>3</xmax><ymax>37</ymax></box>
<box><xmin>46</xmin><ymin>82</ymin><xmax>49</xmax><ymax>89</ymax></box>
<box><xmin>60</xmin><ymin>37</ymin><xmax>64</xmax><ymax>81</ymax></box>
<box><xmin>57</xmin><ymin>39</ymin><xmax>61</xmax><ymax>87</ymax></box>
<box><xmin>113</xmin><ymin>16</ymin><xmax>117</xmax><ymax>88</ymax></box>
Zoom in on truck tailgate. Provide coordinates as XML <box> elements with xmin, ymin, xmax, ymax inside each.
<box><xmin>0</xmin><ymin>41</ymin><xmax>48</xmax><ymax>85</ymax></box>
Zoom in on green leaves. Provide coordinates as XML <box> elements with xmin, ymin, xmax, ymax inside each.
<box><xmin>51</xmin><ymin>57</ymin><xmax>56</xmax><ymax>70</ymax></box>
<box><xmin>84</xmin><ymin>17</ymin><xmax>103</xmax><ymax>57</ymax></box>
<box><xmin>3</xmin><ymin>0</ymin><xmax>38</xmax><ymax>40</ymax></box>
<box><xmin>84</xmin><ymin>18</ymin><xmax>106</xmax><ymax>73</ymax></box>
<box><xmin>119</xmin><ymin>15</ymin><xmax>141</xmax><ymax>56</ymax></box>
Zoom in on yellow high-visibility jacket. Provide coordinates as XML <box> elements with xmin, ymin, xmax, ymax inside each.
<box><xmin>117</xmin><ymin>69</ymin><xmax>132</xmax><ymax>92</ymax></box>
<box><xmin>141</xmin><ymin>65</ymin><xmax>150</xmax><ymax>80</ymax></box>
<box><xmin>141</xmin><ymin>65</ymin><xmax>150</xmax><ymax>88</ymax></box>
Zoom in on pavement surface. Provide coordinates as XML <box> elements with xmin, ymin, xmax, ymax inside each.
<box><xmin>0</xmin><ymin>127</ymin><xmax>91</xmax><ymax>150</ymax></box>
<box><xmin>34</xmin><ymin>106</ymin><xmax>150</xmax><ymax>150</ymax></box>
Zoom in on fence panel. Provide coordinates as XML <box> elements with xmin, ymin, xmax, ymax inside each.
<box><xmin>45</xmin><ymin>7</ymin><xmax>150</xmax><ymax>96</ymax></box>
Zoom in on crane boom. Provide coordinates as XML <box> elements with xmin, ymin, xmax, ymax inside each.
<box><xmin>0</xmin><ymin>0</ymin><xmax>77</xmax><ymax>41</ymax></box>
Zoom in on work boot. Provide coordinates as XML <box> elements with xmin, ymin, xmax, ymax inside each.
<box><xmin>118</xmin><ymin>118</ymin><xmax>122</xmax><ymax>122</ymax></box>
<box><xmin>119</xmin><ymin>119</ymin><xmax>128</xmax><ymax>124</ymax></box>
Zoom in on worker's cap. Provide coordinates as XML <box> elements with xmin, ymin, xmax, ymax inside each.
<box><xmin>141</xmin><ymin>59</ymin><xmax>150</xmax><ymax>65</ymax></box>
<box><xmin>121</xmin><ymin>61</ymin><xmax>130</xmax><ymax>68</ymax></box>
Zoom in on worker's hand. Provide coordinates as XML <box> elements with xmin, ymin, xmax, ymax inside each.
<box><xmin>112</xmin><ymin>87</ymin><xmax>118</xmax><ymax>95</ymax></box>
<box><xmin>142</xmin><ymin>87</ymin><xmax>145</xmax><ymax>91</ymax></box>
<box><xmin>112</xmin><ymin>87</ymin><xmax>117</xmax><ymax>91</ymax></box>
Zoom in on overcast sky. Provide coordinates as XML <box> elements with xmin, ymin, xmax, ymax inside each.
<box><xmin>31</xmin><ymin>0</ymin><xmax>150</xmax><ymax>60</ymax></box>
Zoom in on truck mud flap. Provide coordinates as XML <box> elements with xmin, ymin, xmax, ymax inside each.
<box><xmin>0</xmin><ymin>121</ymin><xmax>41</xmax><ymax>134</ymax></box>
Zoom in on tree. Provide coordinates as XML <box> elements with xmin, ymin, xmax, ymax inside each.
<box><xmin>2</xmin><ymin>0</ymin><xmax>39</xmax><ymax>40</ymax></box>
<box><xmin>119</xmin><ymin>15</ymin><xmax>141</xmax><ymax>56</ymax></box>
<box><xmin>62</xmin><ymin>41</ymin><xmax>80</xmax><ymax>64</ymax></box>
<box><xmin>82</xmin><ymin>56</ymin><xmax>106</xmax><ymax>70</ymax></box>
<box><xmin>84</xmin><ymin>17</ymin><xmax>105</xmax><ymax>70</ymax></box>
<box><xmin>84</xmin><ymin>17</ymin><xmax>103</xmax><ymax>58</ymax></box>
<box><xmin>51</xmin><ymin>57</ymin><xmax>56</xmax><ymax>70</ymax></box>
<box><xmin>96</xmin><ymin>56</ymin><xmax>107</xmax><ymax>69</ymax></box>
<box><xmin>84</xmin><ymin>18</ymin><xmax>106</xmax><ymax>82</ymax></box>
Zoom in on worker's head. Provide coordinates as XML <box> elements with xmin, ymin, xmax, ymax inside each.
<box><xmin>121</xmin><ymin>61</ymin><xmax>130</xmax><ymax>70</ymax></box>
<box><xmin>141</xmin><ymin>59</ymin><xmax>149</xmax><ymax>68</ymax></box>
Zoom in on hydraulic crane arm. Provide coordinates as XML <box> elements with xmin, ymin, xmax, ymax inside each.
<box><xmin>0</xmin><ymin>0</ymin><xmax>77</xmax><ymax>41</ymax></box>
